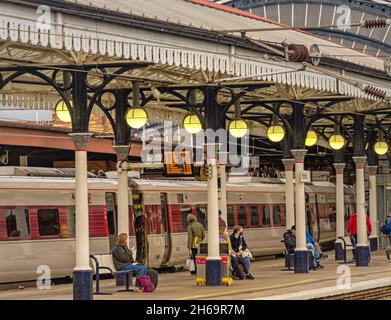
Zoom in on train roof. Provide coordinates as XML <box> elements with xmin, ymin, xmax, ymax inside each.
<box><xmin>0</xmin><ymin>167</ymin><xmax>353</xmax><ymax>194</ymax></box>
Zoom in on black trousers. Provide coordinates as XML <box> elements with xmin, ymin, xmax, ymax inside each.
<box><xmin>191</xmin><ymin>248</ymin><xmax>198</xmax><ymax>273</ymax></box>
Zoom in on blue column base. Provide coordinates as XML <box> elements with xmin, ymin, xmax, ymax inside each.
<box><xmin>355</xmin><ymin>245</ymin><xmax>370</xmax><ymax>267</ymax></box>
<box><xmin>206</xmin><ymin>258</ymin><xmax>222</xmax><ymax>286</ymax></box>
<box><xmin>369</xmin><ymin>237</ymin><xmax>378</xmax><ymax>252</ymax></box>
<box><xmin>294</xmin><ymin>250</ymin><xmax>309</xmax><ymax>273</ymax></box>
<box><xmin>335</xmin><ymin>241</ymin><xmax>345</xmax><ymax>261</ymax></box>
<box><xmin>73</xmin><ymin>270</ymin><xmax>93</xmax><ymax>300</ymax></box>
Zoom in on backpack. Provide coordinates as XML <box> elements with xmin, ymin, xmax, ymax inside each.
<box><xmin>135</xmin><ymin>275</ymin><xmax>155</xmax><ymax>292</ymax></box>
<box><xmin>380</xmin><ymin>222</ymin><xmax>391</xmax><ymax>235</ymax></box>
<box><xmin>147</xmin><ymin>269</ymin><xmax>159</xmax><ymax>289</ymax></box>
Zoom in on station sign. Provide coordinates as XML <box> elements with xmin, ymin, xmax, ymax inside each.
<box><xmin>163</xmin><ymin>150</ymin><xmax>194</xmax><ymax>177</ymax></box>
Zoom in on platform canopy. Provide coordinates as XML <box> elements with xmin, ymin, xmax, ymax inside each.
<box><xmin>0</xmin><ymin>0</ymin><xmax>390</xmax><ymax>149</ymax></box>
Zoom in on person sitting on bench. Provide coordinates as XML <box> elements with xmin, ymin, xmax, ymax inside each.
<box><xmin>306</xmin><ymin>230</ymin><xmax>324</xmax><ymax>269</ymax></box>
<box><xmin>283</xmin><ymin>226</ymin><xmax>320</xmax><ymax>270</ymax></box>
<box><xmin>283</xmin><ymin>225</ymin><xmax>296</xmax><ymax>254</ymax></box>
<box><xmin>112</xmin><ymin>233</ymin><xmax>147</xmax><ymax>276</ymax></box>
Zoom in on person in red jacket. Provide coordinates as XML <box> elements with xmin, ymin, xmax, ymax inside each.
<box><xmin>347</xmin><ymin>212</ymin><xmax>372</xmax><ymax>249</ymax></box>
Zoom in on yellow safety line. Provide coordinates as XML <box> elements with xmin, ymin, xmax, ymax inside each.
<box><xmin>176</xmin><ymin>267</ymin><xmax>391</xmax><ymax>300</ymax></box>
<box><xmin>175</xmin><ymin>279</ymin><xmax>315</xmax><ymax>300</ymax></box>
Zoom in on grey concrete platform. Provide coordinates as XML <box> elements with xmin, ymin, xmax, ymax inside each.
<box><xmin>0</xmin><ymin>250</ymin><xmax>390</xmax><ymax>300</ymax></box>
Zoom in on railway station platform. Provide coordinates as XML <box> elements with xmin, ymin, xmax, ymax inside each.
<box><xmin>0</xmin><ymin>250</ymin><xmax>390</xmax><ymax>300</ymax></box>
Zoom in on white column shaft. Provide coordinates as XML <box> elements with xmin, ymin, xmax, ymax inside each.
<box><xmin>285</xmin><ymin>169</ymin><xmax>295</xmax><ymax>229</ymax></box>
<box><xmin>74</xmin><ymin>150</ymin><xmax>91</xmax><ymax>270</ymax></box>
<box><xmin>335</xmin><ymin>166</ymin><xmax>345</xmax><ymax>239</ymax></box>
<box><xmin>218</xmin><ymin>164</ymin><xmax>227</xmax><ymax>224</ymax></box>
<box><xmin>356</xmin><ymin>167</ymin><xmax>367</xmax><ymax>245</ymax></box>
<box><xmin>295</xmin><ymin>160</ymin><xmax>307</xmax><ymax>250</ymax></box>
<box><xmin>117</xmin><ymin>169</ymin><xmax>129</xmax><ymax>238</ymax></box>
<box><xmin>369</xmin><ymin>173</ymin><xmax>378</xmax><ymax>238</ymax></box>
<box><xmin>207</xmin><ymin>159</ymin><xmax>220</xmax><ymax>260</ymax></box>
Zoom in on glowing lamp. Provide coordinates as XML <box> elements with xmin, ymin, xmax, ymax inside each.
<box><xmin>125</xmin><ymin>108</ymin><xmax>148</xmax><ymax>129</ymax></box>
<box><xmin>329</xmin><ymin>134</ymin><xmax>345</xmax><ymax>150</ymax></box>
<box><xmin>183</xmin><ymin>114</ymin><xmax>202</xmax><ymax>134</ymax></box>
<box><xmin>305</xmin><ymin>130</ymin><xmax>317</xmax><ymax>147</ymax></box>
<box><xmin>229</xmin><ymin>119</ymin><xmax>248</xmax><ymax>138</ymax></box>
<box><xmin>374</xmin><ymin>141</ymin><xmax>389</xmax><ymax>155</ymax></box>
<box><xmin>267</xmin><ymin>125</ymin><xmax>285</xmax><ymax>142</ymax></box>
<box><xmin>55</xmin><ymin>100</ymin><xmax>72</xmax><ymax>123</ymax></box>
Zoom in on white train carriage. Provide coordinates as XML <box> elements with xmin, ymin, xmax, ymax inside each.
<box><xmin>0</xmin><ymin>167</ymin><xmax>355</xmax><ymax>284</ymax></box>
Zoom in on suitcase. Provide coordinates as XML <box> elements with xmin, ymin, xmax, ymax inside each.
<box><xmin>147</xmin><ymin>268</ymin><xmax>159</xmax><ymax>289</ymax></box>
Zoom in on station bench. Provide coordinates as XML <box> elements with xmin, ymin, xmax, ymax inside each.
<box><xmin>89</xmin><ymin>254</ymin><xmax>135</xmax><ymax>295</ymax></box>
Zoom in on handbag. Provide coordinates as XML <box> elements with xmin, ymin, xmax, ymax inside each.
<box><xmin>185</xmin><ymin>256</ymin><xmax>195</xmax><ymax>271</ymax></box>
<box><xmin>241</xmin><ymin>249</ymin><xmax>253</xmax><ymax>260</ymax></box>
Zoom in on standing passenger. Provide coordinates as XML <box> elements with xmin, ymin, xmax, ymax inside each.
<box><xmin>347</xmin><ymin>212</ymin><xmax>372</xmax><ymax>250</ymax></box>
<box><xmin>187</xmin><ymin>214</ymin><xmax>205</xmax><ymax>275</ymax></box>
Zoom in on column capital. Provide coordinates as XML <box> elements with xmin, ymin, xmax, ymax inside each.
<box><xmin>69</xmin><ymin>133</ymin><xmax>92</xmax><ymax>151</ymax></box>
<box><xmin>367</xmin><ymin>165</ymin><xmax>378</xmax><ymax>175</ymax></box>
<box><xmin>333</xmin><ymin>163</ymin><xmax>346</xmax><ymax>174</ymax></box>
<box><xmin>291</xmin><ymin>149</ymin><xmax>307</xmax><ymax>162</ymax></box>
<box><xmin>282</xmin><ymin>158</ymin><xmax>295</xmax><ymax>171</ymax></box>
<box><xmin>113</xmin><ymin>145</ymin><xmax>130</xmax><ymax>161</ymax></box>
<box><xmin>352</xmin><ymin>156</ymin><xmax>367</xmax><ymax>168</ymax></box>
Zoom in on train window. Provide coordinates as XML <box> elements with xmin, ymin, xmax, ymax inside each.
<box><xmin>6</xmin><ymin>208</ymin><xmax>30</xmax><ymax>238</ymax></box>
<box><xmin>196</xmin><ymin>207</ymin><xmax>207</xmax><ymax>228</ymax></box>
<box><xmin>238</xmin><ymin>207</ymin><xmax>247</xmax><ymax>226</ymax></box>
<box><xmin>261</xmin><ymin>206</ymin><xmax>271</xmax><ymax>226</ymax></box>
<box><xmin>66</xmin><ymin>208</ymin><xmax>76</xmax><ymax>238</ymax></box>
<box><xmin>250</xmin><ymin>206</ymin><xmax>259</xmax><ymax>226</ymax></box>
<box><xmin>181</xmin><ymin>206</ymin><xmax>192</xmax><ymax>230</ymax></box>
<box><xmin>38</xmin><ymin>209</ymin><xmax>60</xmax><ymax>236</ymax></box>
<box><xmin>273</xmin><ymin>206</ymin><xmax>282</xmax><ymax>226</ymax></box>
<box><xmin>227</xmin><ymin>206</ymin><xmax>235</xmax><ymax>227</ymax></box>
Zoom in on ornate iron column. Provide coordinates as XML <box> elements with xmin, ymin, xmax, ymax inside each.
<box><xmin>353</xmin><ymin>115</ymin><xmax>370</xmax><ymax>266</ymax></box>
<box><xmin>113</xmin><ymin>89</ymin><xmax>132</xmax><ymax>243</ymax></box>
<box><xmin>204</xmin><ymin>87</ymin><xmax>223</xmax><ymax>286</ymax></box>
<box><xmin>69</xmin><ymin>70</ymin><xmax>93</xmax><ymax>300</ymax></box>
<box><xmin>291</xmin><ymin>102</ymin><xmax>309</xmax><ymax>273</ymax></box>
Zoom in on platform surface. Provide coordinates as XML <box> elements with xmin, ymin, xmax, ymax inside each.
<box><xmin>0</xmin><ymin>250</ymin><xmax>390</xmax><ymax>300</ymax></box>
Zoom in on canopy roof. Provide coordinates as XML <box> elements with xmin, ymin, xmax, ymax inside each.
<box><xmin>0</xmin><ymin>0</ymin><xmax>390</xmax><ymax>147</ymax></box>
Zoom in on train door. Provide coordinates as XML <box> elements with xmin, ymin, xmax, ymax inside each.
<box><xmin>131</xmin><ymin>186</ymin><xmax>148</xmax><ymax>265</ymax></box>
<box><xmin>105</xmin><ymin>192</ymin><xmax>118</xmax><ymax>250</ymax></box>
<box><xmin>160</xmin><ymin>193</ymin><xmax>172</xmax><ymax>266</ymax></box>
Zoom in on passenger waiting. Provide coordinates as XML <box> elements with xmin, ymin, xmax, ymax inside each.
<box><xmin>283</xmin><ymin>225</ymin><xmax>296</xmax><ymax>254</ymax></box>
<box><xmin>306</xmin><ymin>231</ymin><xmax>328</xmax><ymax>260</ymax></box>
<box><xmin>305</xmin><ymin>231</ymin><xmax>324</xmax><ymax>269</ymax></box>
<box><xmin>230</xmin><ymin>225</ymin><xmax>254</xmax><ymax>280</ymax></box>
<box><xmin>112</xmin><ymin>233</ymin><xmax>147</xmax><ymax>276</ymax></box>
<box><xmin>283</xmin><ymin>226</ymin><xmax>322</xmax><ymax>270</ymax></box>
<box><xmin>218</xmin><ymin>219</ymin><xmax>243</xmax><ymax>280</ymax></box>
<box><xmin>187</xmin><ymin>213</ymin><xmax>205</xmax><ymax>275</ymax></box>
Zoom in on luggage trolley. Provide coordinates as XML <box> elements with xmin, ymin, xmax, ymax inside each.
<box><xmin>195</xmin><ymin>241</ymin><xmax>233</xmax><ymax>286</ymax></box>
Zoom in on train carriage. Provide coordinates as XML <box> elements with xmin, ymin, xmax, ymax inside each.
<box><xmin>0</xmin><ymin>167</ymin><xmax>355</xmax><ymax>284</ymax></box>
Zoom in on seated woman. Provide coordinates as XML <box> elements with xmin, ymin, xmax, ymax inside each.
<box><xmin>112</xmin><ymin>233</ymin><xmax>147</xmax><ymax>276</ymax></box>
<box><xmin>230</xmin><ymin>225</ymin><xmax>254</xmax><ymax>280</ymax></box>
